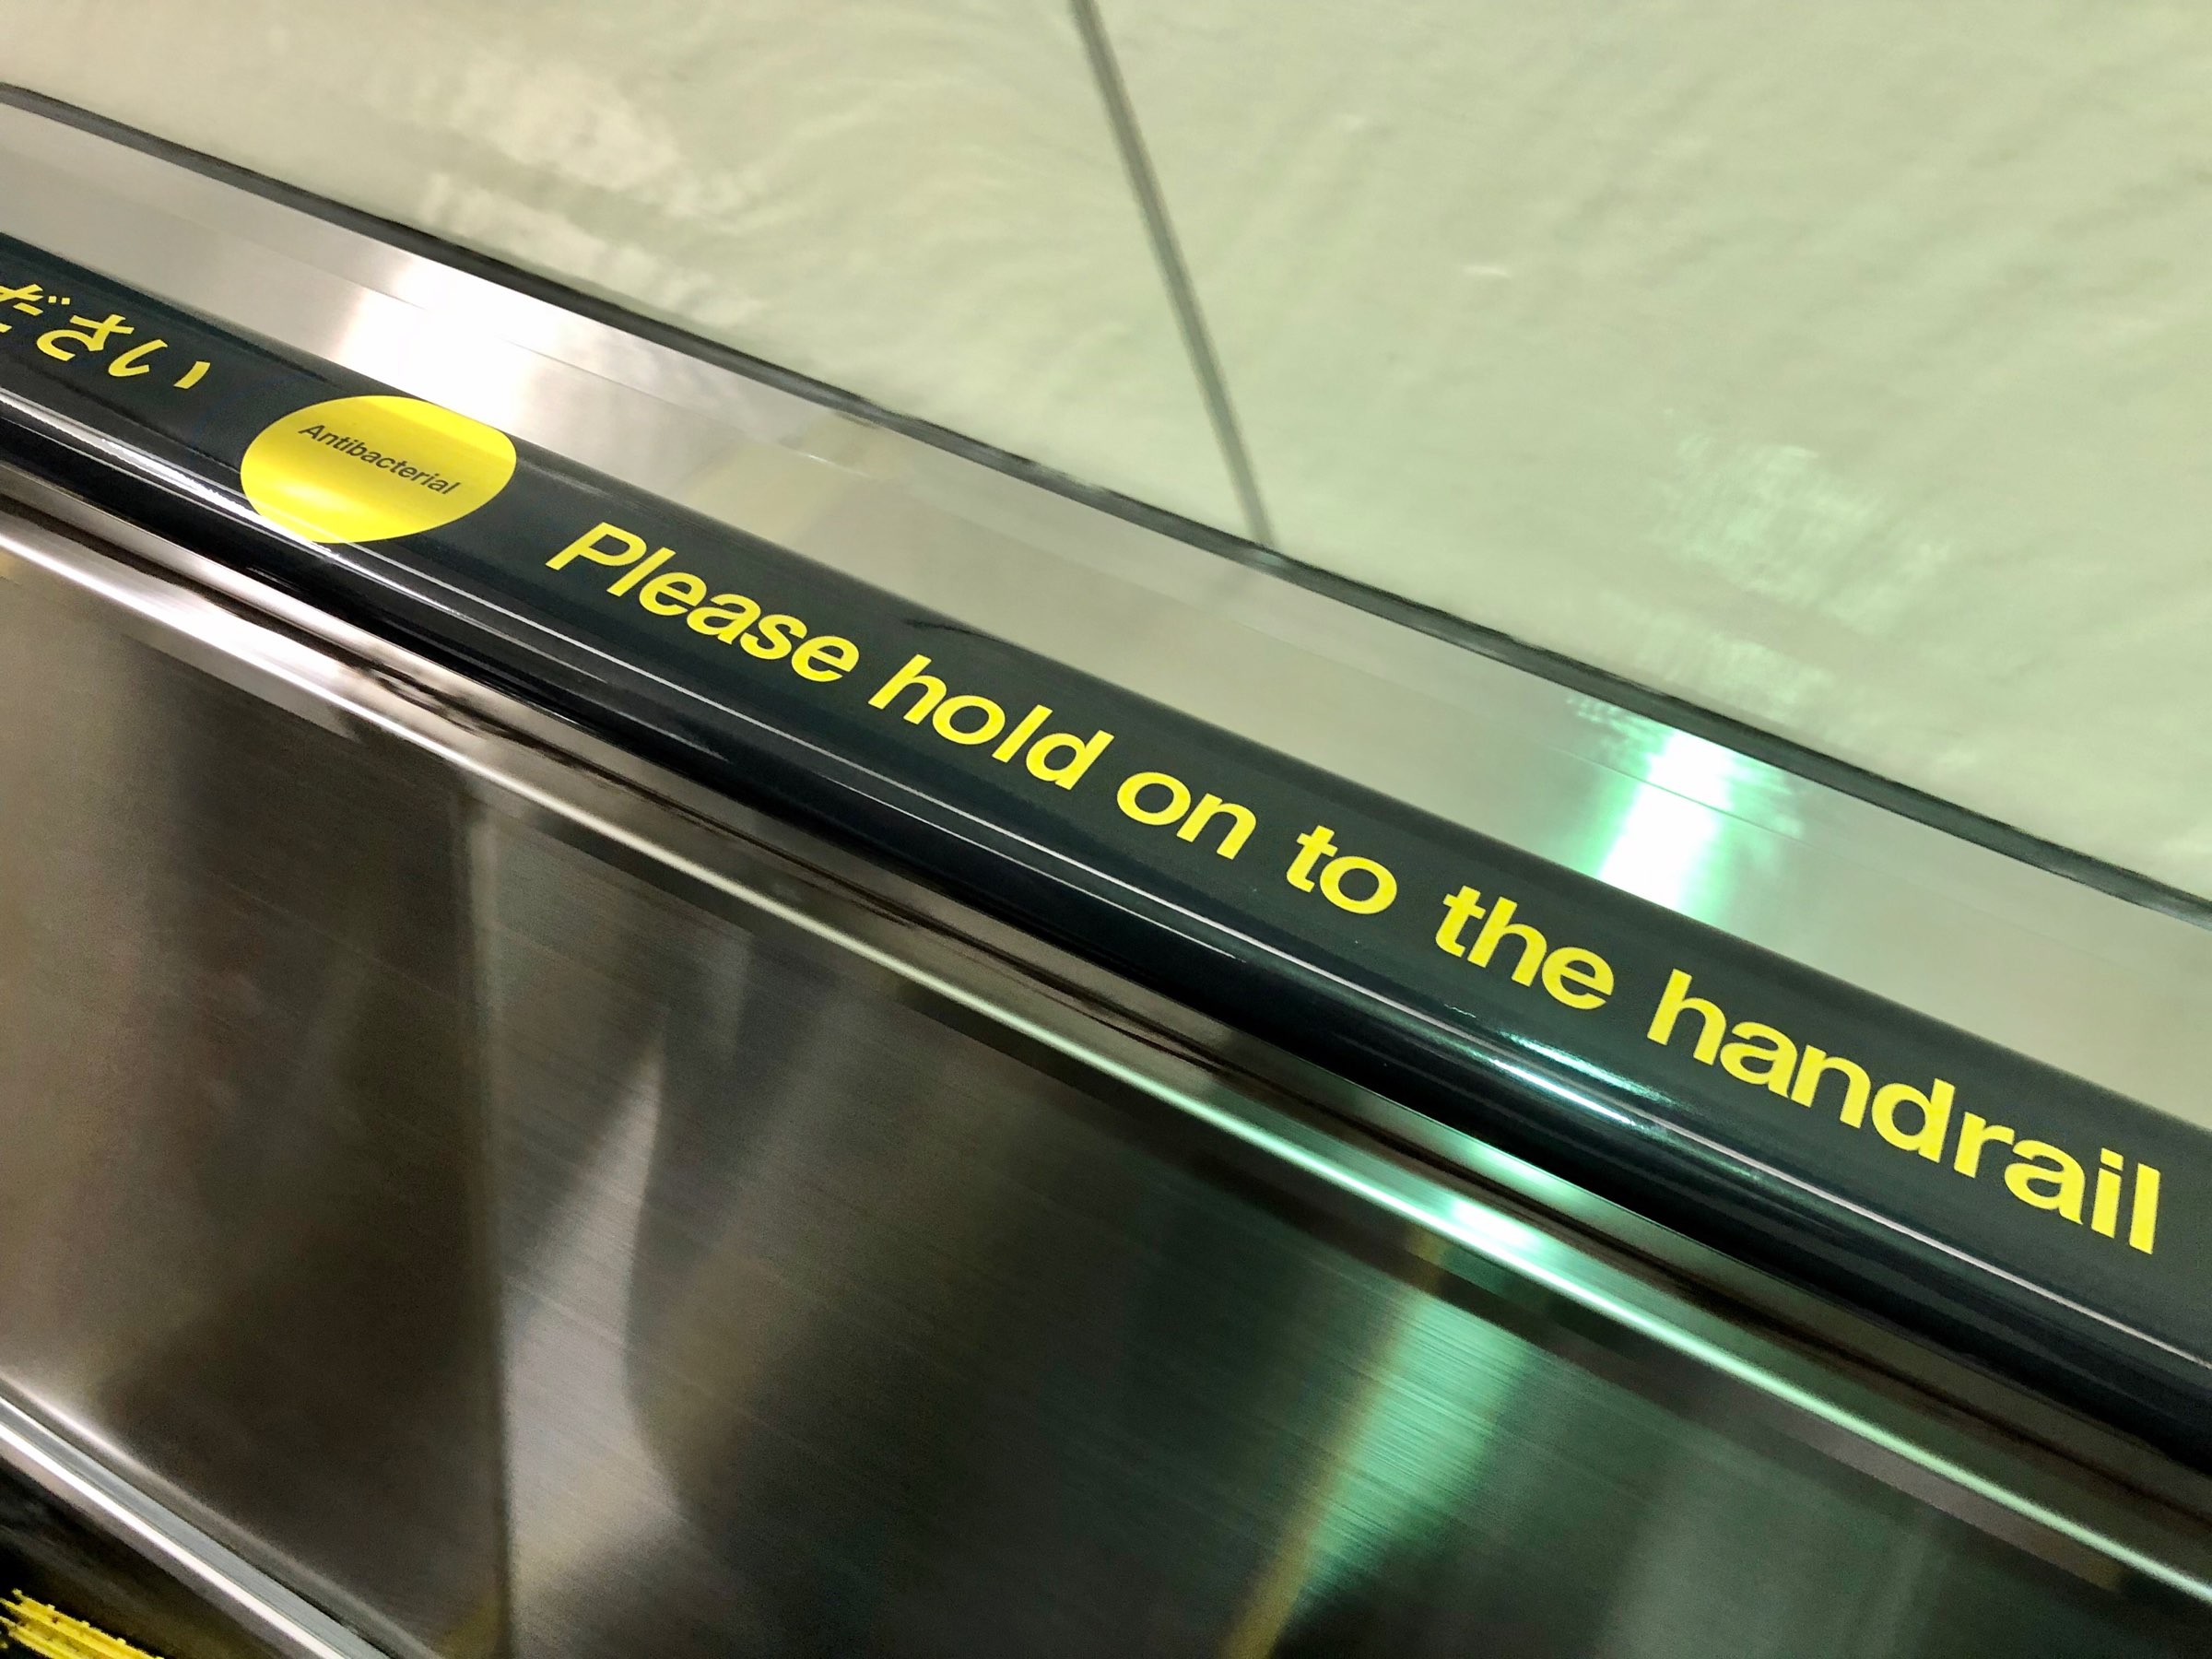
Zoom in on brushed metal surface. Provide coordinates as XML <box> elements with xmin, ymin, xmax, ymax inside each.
<box><xmin>3</xmin><ymin>512</ymin><xmax>2210</xmax><ymax>1654</ymax></box>
<box><xmin>472</xmin><ymin>820</ymin><xmax>2209</xmax><ymax>1659</ymax></box>
<box><xmin>0</xmin><ymin>96</ymin><xmax>2207</xmax><ymax>1133</ymax></box>
<box><xmin>0</xmin><ymin>564</ymin><xmax>501</xmax><ymax>1656</ymax></box>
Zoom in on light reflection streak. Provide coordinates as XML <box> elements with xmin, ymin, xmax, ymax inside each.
<box><xmin>1597</xmin><ymin>731</ymin><xmax>1748</xmax><ymax>913</ymax></box>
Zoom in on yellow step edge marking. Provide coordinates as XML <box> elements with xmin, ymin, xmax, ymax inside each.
<box><xmin>2</xmin><ymin>1592</ymin><xmax>169</xmax><ymax>1659</ymax></box>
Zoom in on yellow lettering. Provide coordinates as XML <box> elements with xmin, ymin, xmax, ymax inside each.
<box><xmin>1792</xmin><ymin>1047</ymin><xmax>1872</xmax><ymax>1126</ymax></box>
<box><xmin>870</xmin><ymin>653</ymin><xmax>947</xmax><ymax>722</ymax></box>
<box><xmin>1952</xmin><ymin>1112</ymin><xmax>2015</xmax><ymax>1177</ymax></box>
<box><xmin>1288</xmin><ymin>826</ymin><xmax>1336</xmax><ymax>891</ymax></box>
<box><xmin>993</xmin><ymin>703</ymin><xmax>1052</xmax><ymax>761</ymax></box>
<box><xmin>2131</xmin><ymin>1165</ymin><xmax>2161</xmax><ymax>1254</ymax></box>
<box><xmin>742</xmin><ymin>613</ymin><xmax>806</xmax><ymax>660</ymax></box>
<box><xmin>1467</xmin><ymin>896</ymin><xmax>1546</xmax><ymax>985</ymax></box>
<box><xmin>688</xmin><ymin>593</ymin><xmax>761</xmax><ymax>641</ymax></box>
<box><xmin>792</xmin><ymin>635</ymin><xmax>859</xmax><ymax>682</ymax></box>
<box><xmin>934</xmin><ymin>694</ymin><xmax>1006</xmax><ymax>746</ymax></box>
<box><xmin>547</xmin><ymin>521</ymin><xmax>645</xmax><ymax>571</ymax></box>
<box><xmin>1026</xmin><ymin>729</ymin><xmax>1113</xmax><ymax>789</ymax></box>
<box><xmin>1720</xmin><ymin>1022</ymin><xmax>1796</xmax><ymax>1096</ymax></box>
<box><xmin>1540</xmin><ymin>947</ymin><xmax>1614</xmax><ymax>1011</ymax></box>
<box><xmin>2091</xmin><ymin>1149</ymin><xmax>2124</xmax><ymax>1238</ymax></box>
<box><xmin>607</xmin><ymin>547</ymin><xmax>676</xmax><ymax>596</ymax></box>
<box><xmin>1319</xmin><ymin>855</ymin><xmax>1396</xmax><ymax>915</ymax></box>
<box><xmin>637</xmin><ymin>570</ymin><xmax>707</xmax><ymax>615</ymax></box>
<box><xmin>1647</xmin><ymin>970</ymin><xmax>1724</xmax><ymax>1065</ymax></box>
<box><xmin>1872</xmin><ymin>1079</ymin><xmax>1952</xmax><ymax>1162</ymax></box>
<box><xmin>1118</xmin><ymin>771</ymin><xmax>1191</xmax><ymax>824</ymax></box>
<box><xmin>2005</xmin><ymin>1140</ymin><xmax>2086</xmax><ymax>1222</ymax></box>
<box><xmin>1177</xmin><ymin>794</ymin><xmax>1256</xmax><ymax>859</ymax></box>
<box><xmin>1436</xmin><ymin>887</ymin><xmax>1487</xmax><ymax>957</ymax></box>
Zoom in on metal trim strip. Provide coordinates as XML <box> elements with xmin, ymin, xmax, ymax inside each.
<box><xmin>0</xmin><ymin>1392</ymin><xmax>404</xmax><ymax>1659</ymax></box>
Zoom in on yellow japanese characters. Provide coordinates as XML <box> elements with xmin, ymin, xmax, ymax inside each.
<box><xmin>0</xmin><ymin>278</ymin><xmax>213</xmax><ymax>387</ymax></box>
<box><xmin>241</xmin><ymin>394</ymin><xmax>517</xmax><ymax>544</ymax></box>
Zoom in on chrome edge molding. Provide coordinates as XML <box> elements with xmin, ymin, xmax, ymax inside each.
<box><xmin>0</xmin><ymin>1390</ymin><xmax>403</xmax><ymax>1659</ymax></box>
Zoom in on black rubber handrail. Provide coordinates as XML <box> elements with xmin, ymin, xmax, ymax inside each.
<box><xmin>1</xmin><ymin>228</ymin><xmax>2206</xmax><ymax>1466</ymax></box>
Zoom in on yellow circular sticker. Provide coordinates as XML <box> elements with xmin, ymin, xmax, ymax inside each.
<box><xmin>241</xmin><ymin>394</ymin><xmax>516</xmax><ymax>544</ymax></box>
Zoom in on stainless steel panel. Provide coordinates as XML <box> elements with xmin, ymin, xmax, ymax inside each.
<box><xmin>0</xmin><ymin>96</ymin><xmax>2207</xmax><ymax>1130</ymax></box>
<box><xmin>473</xmin><ymin>818</ymin><xmax>2210</xmax><ymax>1659</ymax></box>
<box><xmin>3</xmin><ymin>511</ymin><xmax>2211</xmax><ymax>1654</ymax></box>
<box><xmin>0</xmin><ymin>561</ymin><xmax>501</xmax><ymax>1655</ymax></box>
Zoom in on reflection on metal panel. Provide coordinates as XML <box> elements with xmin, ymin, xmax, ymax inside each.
<box><xmin>1597</xmin><ymin>731</ymin><xmax>1755</xmax><ymax>912</ymax></box>
<box><xmin>0</xmin><ymin>569</ymin><xmax>500</xmax><ymax>1656</ymax></box>
<box><xmin>470</xmin><ymin>820</ymin><xmax>2202</xmax><ymax>1658</ymax></box>
<box><xmin>1</xmin><ymin>517</ymin><xmax>2210</xmax><ymax>1653</ymax></box>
